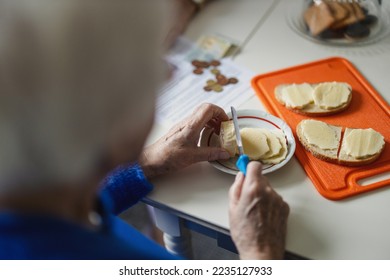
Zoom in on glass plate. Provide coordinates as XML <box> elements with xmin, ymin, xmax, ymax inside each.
<box><xmin>286</xmin><ymin>0</ymin><xmax>390</xmax><ymax>46</ymax></box>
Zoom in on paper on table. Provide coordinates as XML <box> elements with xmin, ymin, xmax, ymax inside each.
<box><xmin>156</xmin><ymin>37</ymin><xmax>255</xmax><ymax>125</ymax></box>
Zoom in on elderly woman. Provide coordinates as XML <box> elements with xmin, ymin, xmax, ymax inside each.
<box><xmin>0</xmin><ymin>1</ymin><xmax>289</xmax><ymax>259</ymax></box>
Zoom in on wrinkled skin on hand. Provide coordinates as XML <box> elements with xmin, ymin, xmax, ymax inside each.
<box><xmin>229</xmin><ymin>162</ymin><xmax>290</xmax><ymax>260</ymax></box>
<box><xmin>139</xmin><ymin>103</ymin><xmax>230</xmax><ymax>178</ymax></box>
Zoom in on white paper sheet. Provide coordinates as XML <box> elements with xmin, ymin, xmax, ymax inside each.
<box><xmin>156</xmin><ymin>37</ymin><xmax>255</xmax><ymax>125</ymax></box>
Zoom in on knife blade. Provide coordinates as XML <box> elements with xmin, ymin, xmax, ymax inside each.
<box><xmin>231</xmin><ymin>106</ymin><xmax>250</xmax><ymax>175</ymax></box>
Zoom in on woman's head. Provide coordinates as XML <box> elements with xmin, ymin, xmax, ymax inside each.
<box><xmin>0</xmin><ymin>0</ymin><xmax>168</xmax><ymax>193</ymax></box>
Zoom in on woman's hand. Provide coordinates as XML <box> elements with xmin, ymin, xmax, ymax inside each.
<box><xmin>139</xmin><ymin>103</ymin><xmax>230</xmax><ymax>178</ymax></box>
<box><xmin>229</xmin><ymin>162</ymin><xmax>290</xmax><ymax>260</ymax></box>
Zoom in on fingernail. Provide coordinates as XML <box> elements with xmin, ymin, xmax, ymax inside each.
<box><xmin>219</xmin><ymin>151</ymin><xmax>230</xmax><ymax>160</ymax></box>
<box><xmin>235</xmin><ymin>172</ymin><xmax>243</xmax><ymax>182</ymax></box>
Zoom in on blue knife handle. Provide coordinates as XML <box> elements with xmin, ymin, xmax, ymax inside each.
<box><xmin>236</xmin><ymin>154</ymin><xmax>249</xmax><ymax>176</ymax></box>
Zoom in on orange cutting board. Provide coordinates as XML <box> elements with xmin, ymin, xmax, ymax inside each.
<box><xmin>251</xmin><ymin>57</ymin><xmax>390</xmax><ymax>200</ymax></box>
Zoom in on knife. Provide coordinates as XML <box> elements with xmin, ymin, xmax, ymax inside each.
<box><xmin>231</xmin><ymin>106</ymin><xmax>250</xmax><ymax>175</ymax></box>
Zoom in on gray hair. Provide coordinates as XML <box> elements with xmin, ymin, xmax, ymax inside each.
<box><xmin>0</xmin><ymin>0</ymin><xmax>169</xmax><ymax>193</ymax></box>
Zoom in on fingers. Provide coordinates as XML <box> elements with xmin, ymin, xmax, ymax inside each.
<box><xmin>229</xmin><ymin>172</ymin><xmax>245</xmax><ymax>205</ymax></box>
<box><xmin>239</xmin><ymin>162</ymin><xmax>266</xmax><ymax>204</ymax></box>
<box><xmin>191</xmin><ymin>146</ymin><xmax>230</xmax><ymax>163</ymax></box>
<box><xmin>188</xmin><ymin>103</ymin><xmax>229</xmax><ymax>133</ymax></box>
<box><xmin>245</xmin><ymin>161</ymin><xmax>264</xmax><ymax>184</ymax></box>
<box><xmin>205</xmin><ymin>118</ymin><xmax>221</xmax><ymax>134</ymax></box>
<box><xmin>228</xmin><ymin>162</ymin><xmax>290</xmax><ymax>260</ymax></box>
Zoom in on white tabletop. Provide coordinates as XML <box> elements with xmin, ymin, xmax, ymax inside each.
<box><xmin>146</xmin><ymin>0</ymin><xmax>390</xmax><ymax>259</ymax></box>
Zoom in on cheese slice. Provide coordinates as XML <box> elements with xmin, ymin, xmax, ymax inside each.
<box><xmin>313</xmin><ymin>82</ymin><xmax>351</xmax><ymax>109</ymax></box>
<box><xmin>343</xmin><ymin>128</ymin><xmax>385</xmax><ymax>159</ymax></box>
<box><xmin>280</xmin><ymin>83</ymin><xmax>314</xmax><ymax>109</ymax></box>
<box><xmin>301</xmin><ymin>120</ymin><xmax>339</xmax><ymax>150</ymax></box>
<box><xmin>259</xmin><ymin>129</ymin><xmax>283</xmax><ymax>159</ymax></box>
<box><xmin>240</xmin><ymin>128</ymin><xmax>270</xmax><ymax>160</ymax></box>
<box><xmin>219</xmin><ymin>121</ymin><xmax>237</xmax><ymax>157</ymax></box>
<box><xmin>262</xmin><ymin>130</ymin><xmax>288</xmax><ymax>164</ymax></box>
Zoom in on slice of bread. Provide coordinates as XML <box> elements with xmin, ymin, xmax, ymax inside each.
<box><xmin>275</xmin><ymin>82</ymin><xmax>352</xmax><ymax>116</ymax></box>
<box><xmin>297</xmin><ymin>120</ymin><xmax>385</xmax><ymax>166</ymax></box>
<box><xmin>338</xmin><ymin>128</ymin><xmax>385</xmax><ymax>166</ymax></box>
<box><xmin>297</xmin><ymin>120</ymin><xmax>342</xmax><ymax>164</ymax></box>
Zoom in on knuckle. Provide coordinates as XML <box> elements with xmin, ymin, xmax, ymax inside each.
<box><xmin>283</xmin><ymin>201</ymin><xmax>290</xmax><ymax>216</ymax></box>
<box><xmin>243</xmin><ymin>185</ymin><xmax>258</xmax><ymax>201</ymax></box>
<box><xmin>277</xmin><ymin>200</ymin><xmax>290</xmax><ymax>218</ymax></box>
<box><xmin>199</xmin><ymin>103</ymin><xmax>212</xmax><ymax>112</ymax></box>
<box><xmin>207</xmin><ymin>149</ymin><xmax>219</xmax><ymax>161</ymax></box>
<box><xmin>248</xmin><ymin>161</ymin><xmax>263</xmax><ymax>171</ymax></box>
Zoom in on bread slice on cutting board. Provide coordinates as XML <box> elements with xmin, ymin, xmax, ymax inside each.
<box><xmin>297</xmin><ymin>119</ymin><xmax>385</xmax><ymax>166</ymax></box>
<box><xmin>338</xmin><ymin>128</ymin><xmax>385</xmax><ymax>166</ymax></box>
<box><xmin>275</xmin><ymin>82</ymin><xmax>352</xmax><ymax>116</ymax></box>
<box><xmin>297</xmin><ymin>119</ymin><xmax>342</xmax><ymax>164</ymax></box>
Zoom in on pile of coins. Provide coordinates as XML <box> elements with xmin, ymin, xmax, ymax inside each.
<box><xmin>191</xmin><ymin>59</ymin><xmax>239</xmax><ymax>93</ymax></box>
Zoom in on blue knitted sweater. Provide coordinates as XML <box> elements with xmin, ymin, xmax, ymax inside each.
<box><xmin>0</xmin><ymin>163</ymin><xmax>178</xmax><ymax>259</ymax></box>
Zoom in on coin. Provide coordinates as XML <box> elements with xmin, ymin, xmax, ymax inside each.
<box><xmin>216</xmin><ymin>74</ymin><xmax>226</xmax><ymax>81</ymax></box>
<box><xmin>216</xmin><ymin>74</ymin><xmax>228</xmax><ymax>85</ymax></box>
<box><xmin>212</xmin><ymin>84</ymin><xmax>223</xmax><ymax>92</ymax></box>
<box><xmin>203</xmin><ymin>86</ymin><xmax>213</xmax><ymax>92</ymax></box>
<box><xmin>211</xmin><ymin>68</ymin><xmax>220</xmax><ymax>75</ymax></box>
<box><xmin>210</xmin><ymin>60</ymin><xmax>221</xmax><ymax>67</ymax></box>
<box><xmin>207</xmin><ymin>79</ymin><xmax>217</xmax><ymax>86</ymax></box>
<box><xmin>191</xmin><ymin>60</ymin><xmax>202</xmax><ymax>67</ymax></box>
<box><xmin>200</xmin><ymin>61</ymin><xmax>210</xmax><ymax>68</ymax></box>
<box><xmin>228</xmin><ymin>78</ymin><xmax>238</xmax><ymax>84</ymax></box>
<box><xmin>218</xmin><ymin>78</ymin><xmax>229</xmax><ymax>86</ymax></box>
<box><xmin>193</xmin><ymin>68</ymin><xmax>204</xmax><ymax>75</ymax></box>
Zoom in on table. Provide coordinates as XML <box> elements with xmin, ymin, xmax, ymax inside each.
<box><xmin>144</xmin><ymin>0</ymin><xmax>390</xmax><ymax>259</ymax></box>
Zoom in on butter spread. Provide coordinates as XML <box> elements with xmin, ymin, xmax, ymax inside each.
<box><xmin>301</xmin><ymin>120</ymin><xmax>339</xmax><ymax>150</ymax></box>
<box><xmin>343</xmin><ymin>128</ymin><xmax>385</xmax><ymax>158</ymax></box>
<box><xmin>313</xmin><ymin>82</ymin><xmax>351</xmax><ymax>109</ymax></box>
<box><xmin>240</xmin><ymin>128</ymin><xmax>270</xmax><ymax>160</ymax></box>
<box><xmin>220</xmin><ymin>121</ymin><xmax>237</xmax><ymax>157</ymax></box>
<box><xmin>281</xmin><ymin>83</ymin><xmax>314</xmax><ymax>109</ymax></box>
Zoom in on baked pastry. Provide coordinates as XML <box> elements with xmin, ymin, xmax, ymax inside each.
<box><xmin>303</xmin><ymin>0</ymin><xmax>377</xmax><ymax>41</ymax></box>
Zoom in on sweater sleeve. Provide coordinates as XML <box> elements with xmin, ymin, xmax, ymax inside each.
<box><xmin>101</xmin><ymin>163</ymin><xmax>153</xmax><ymax>215</ymax></box>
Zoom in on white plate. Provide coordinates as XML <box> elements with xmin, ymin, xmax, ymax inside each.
<box><xmin>200</xmin><ymin>109</ymin><xmax>296</xmax><ymax>175</ymax></box>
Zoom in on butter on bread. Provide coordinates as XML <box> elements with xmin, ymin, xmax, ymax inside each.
<box><xmin>297</xmin><ymin>120</ymin><xmax>341</xmax><ymax>163</ymax></box>
<box><xmin>313</xmin><ymin>82</ymin><xmax>351</xmax><ymax>109</ymax></box>
<box><xmin>339</xmin><ymin>128</ymin><xmax>385</xmax><ymax>166</ymax></box>
<box><xmin>219</xmin><ymin>121</ymin><xmax>237</xmax><ymax>157</ymax></box>
<box><xmin>275</xmin><ymin>82</ymin><xmax>352</xmax><ymax>116</ymax></box>
<box><xmin>297</xmin><ymin>120</ymin><xmax>385</xmax><ymax>166</ymax></box>
<box><xmin>219</xmin><ymin>121</ymin><xmax>288</xmax><ymax>164</ymax></box>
